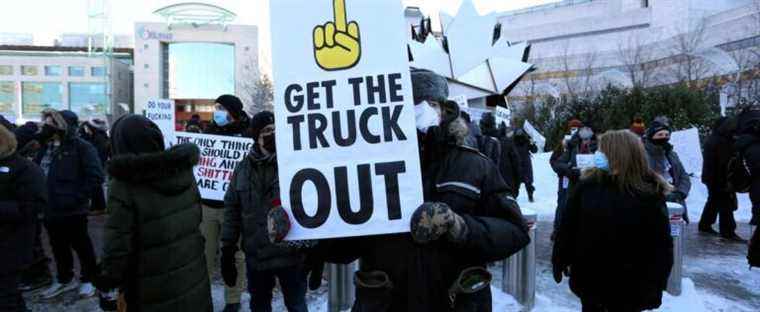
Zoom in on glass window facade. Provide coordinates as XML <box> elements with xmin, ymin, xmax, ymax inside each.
<box><xmin>21</xmin><ymin>66</ymin><xmax>38</xmax><ymax>76</ymax></box>
<box><xmin>0</xmin><ymin>65</ymin><xmax>12</xmax><ymax>76</ymax></box>
<box><xmin>91</xmin><ymin>66</ymin><xmax>106</xmax><ymax>77</ymax></box>
<box><xmin>69</xmin><ymin>66</ymin><xmax>85</xmax><ymax>77</ymax></box>
<box><xmin>45</xmin><ymin>65</ymin><xmax>62</xmax><ymax>76</ymax></box>
<box><xmin>69</xmin><ymin>83</ymin><xmax>107</xmax><ymax>117</ymax></box>
<box><xmin>0</xmin><ymin>81</ymin><xmax>15</xmax><ymax>116</ymax></box>
<box><xmin>167</xmin><ymin>42</ymin><xmax>234</xmax><ymax>99</ymax></box>
<box><xmin>22</xmin><ymin>82</ymin><xmax>64</xmax><ymax>117</ymax></box>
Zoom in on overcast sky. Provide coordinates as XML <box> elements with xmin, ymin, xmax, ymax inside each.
<box><xmin>1</xmin><ymin>0</ymin><xmax>557</xmax><ymax>44</ymax></box>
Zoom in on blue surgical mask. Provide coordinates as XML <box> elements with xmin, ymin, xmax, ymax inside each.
<box><xmin>594</xmin><ymin>151</ymin><xmax>610</xmax><ymax>171</ymax></box>
<box><xmin>214</xmin><ymin>110</ymin><xmax>230</xmax><ymax>127</ymax></box>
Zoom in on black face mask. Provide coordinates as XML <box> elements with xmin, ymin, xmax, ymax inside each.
<box><xmin>37</xmin><ymin>124</ymin><xmax>58</xmax><ymax>143</ymax></box>
<box><xmin>652</xmin><ymin>138</ymin><xmax>670</xmax><ymax>146</ymax></box>
<box><xmin>262</xmin><ymin>133</ymin><xmax>276</xmax><ymax>154</ymax></box>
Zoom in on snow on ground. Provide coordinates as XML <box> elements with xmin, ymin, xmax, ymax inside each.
<box><xmin>27</xmin><ymin>153</ymin><xmax>760</xmax><ymax>311</ymax></box>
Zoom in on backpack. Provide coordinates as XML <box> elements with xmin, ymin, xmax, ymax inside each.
<box><xmin>727</xmin><ymin>152</ymin><xmax>752</xmax><ymax>193</ymax></box>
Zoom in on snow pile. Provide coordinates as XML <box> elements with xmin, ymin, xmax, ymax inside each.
<box><xmin>659</xmin><ymin>278</ymin><xmax>755</xmax><ymax>312</ymax></box>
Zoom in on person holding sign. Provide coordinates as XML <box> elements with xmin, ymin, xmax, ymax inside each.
<box><xmin>221</xmin><ymin>111</ymin><xmax>313</xmax><ymax>312</ymax></box>
<box><xmin>202</xmin><ymin>94</ymin><xmax>249</xmax><ymax>311</ymax></box>
<box><xmin>269</xmin><ymin>69</ymin><xmax>530</xmax><ymax>311</ymax></box>
<box><xmin>552</xmin><ymin>124</ymin><xmax>598</xmax><ymax>237</ymax></box>
<box><xmin>643</xmin><ymin>117</ymin><xmax>692</xmax><ymax>224</ymax></box>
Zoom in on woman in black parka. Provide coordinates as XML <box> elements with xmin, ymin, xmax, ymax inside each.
<box><xmin>553</xmin><ymin>130</ymin><xmax>674</xmax><ymax>312</ymax></box>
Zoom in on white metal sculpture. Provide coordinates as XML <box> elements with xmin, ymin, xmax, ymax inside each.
<box><xmin>408</xmin><ymin>0</ymin><xmax>533</xmax><ymax>100</ymax></box>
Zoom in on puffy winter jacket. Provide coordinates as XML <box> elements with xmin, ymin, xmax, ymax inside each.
<box><xmin>318</xmin><ymin>145</ymin><xmax>530</xmax><ymax>312</ymax></box>
<box><xmin>553</xmin><ymin>170</ymin><xmax>673</xmax><ymax>311</ymax></box>
<box><xmin>99</xmin><ymin>144</ymin><xmax>212</xmax><ymax>312</ymax></box>
<box><xmin>0</xmin><ymin>128</ymin><xmax>47</xmax><ymax>275</ymax></box>
<box><xmin>34</xmin><ymin>127</ymin><xmax>103</xmax><ymax>219</ymax></box>
<box><xmin>222</xmin><ymin>148</ymin><xmax>306</xmax><ymax>271</ymax></box>
<box><xmin>644</xmin><ymin>141</ymin><xmax>691</xmax><ymax>222</ymax></box>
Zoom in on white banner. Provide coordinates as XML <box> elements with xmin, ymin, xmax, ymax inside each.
<box><xmin>145</xmin><ymin>99</ymin><xmax>175</xmax><ymax>148</ymax></box>
<box><xmin>175</xmin><ymin>132</ymin><xmax>254</xmax><ymax>201</ymax></box>
<box><xmin>270</xmin><ymin>0</ymin><xmax>424</xmax><ymax>240</ymax></box>
<box><xmin>670</xmin><ymin>127</ymin><xmax>703</xmax><ymax>177</ymax></box>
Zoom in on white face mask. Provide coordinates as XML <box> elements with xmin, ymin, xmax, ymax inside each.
<box><xmin>415</xmin><ymin>101</ymin><xmax>440</xmax><ymax>134</ymax></box>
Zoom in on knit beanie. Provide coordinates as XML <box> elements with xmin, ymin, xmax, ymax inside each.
<box><xmin>250</xmin><ymin>111</ymin><xmax>275</xmax><ymax>139</ymax></box>
<box><xmin>216</xmin><ymin>94</ymin><xmax>246</xmax><ymax>120</ymax></box>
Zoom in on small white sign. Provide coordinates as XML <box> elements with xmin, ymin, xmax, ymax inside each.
<box><xmin>670</xmin><ymin>223</ymin><xmax>681</xmax><ymax>237</ymax></box>
<box><xmin>270</xmin><ymin>0</ymin><xmax>424</xmax><ymax>240</ymax></box>
<box><xmin>175</xmin><ymin>132</ymin><xmax>254</xmax><ymax>201</ymax></box>
<box><xmin>576</xmin><ymin>154</ymin><xmax>595</xmax><ymax>170</ymax></box>
<box><xmin>494</xmin><ymin>105</ymin><xmax>511</xmax><ymax>127</ymax></box>
<box><xmin>145</xmin><ymin>99</ymin><xmax>175</xmax><ymax>148</ymax></box>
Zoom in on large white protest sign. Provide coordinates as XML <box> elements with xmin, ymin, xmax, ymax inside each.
<box><xmin>175</xmin><ymin>132</ymin><xmax>254</xmax><ymax>201</ymax></box>
<box><xmin>523</xmin><ymin>120</ymin><xmax>546</xmax><ymax>152</ymax></box>
<box><xmin>270</xmin><ymin>0</ymin><xmax>424</xmax><ymax>240</ymax></box>
<box><xmin>145</xmin><ymin>99</ymin><xmax>175</xmax><ymax>147</ymax></box>
<box><xmin>671</xmin><ymin>127</ymin><xmax>703</xmax><ymax>177</ymax></box>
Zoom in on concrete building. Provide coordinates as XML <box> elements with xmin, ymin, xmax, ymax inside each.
<box><xmin>58</xmin><ymin>33</ymin><xmax>135</xmax><ymax>50</ymax></box>
<box><xmin>493</xmin><ymin>0</ymin><xmax>760</xmax><ymax>97</ymax></box>
<box><xmin>133</xmin><ymin>3</ymin><xmax>259</xmax><ymax>122</ymax></box>
<box><xmin>0</xmin><ymin>33</ymin><xmax>34</xmax><ymax>46</ymax></box>
<box><xmin>0</xmin><ymin>45</ymin><xmax>133</xmax><ymax>123</ymax></box>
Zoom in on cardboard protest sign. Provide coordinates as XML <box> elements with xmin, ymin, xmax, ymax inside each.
<box><xmin>175</xmin><ymin>132</ymin><xmax>254</xmax><ymax>201</ymax></box>
<box><xmin>145</xmin><ymin>99</ymin><xmax>175</xmax><ymax>148</ymax></box>
<box><xmin>270</xmin><ymin>0</ymin><xmax>424</xmax><ymax>240</ymax></box>
<box><xmin>670</xmin><ymin>127</ymin><xmax>703</xmax><ymax>177</ymax></box>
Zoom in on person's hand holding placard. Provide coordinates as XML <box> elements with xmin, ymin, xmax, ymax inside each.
<box><xmin>313</xmin><ymin>0</ymin><xmax>361</xmax><ymax>71</ymax></box>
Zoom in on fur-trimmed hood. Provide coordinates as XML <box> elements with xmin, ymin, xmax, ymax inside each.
<box><xmin>108</xmin><ymin>143</ymin><xmax>199</xmax><ymax>192</ymax></box>
<box><xmin>0</xmin><ymin>123</ymin><xmax>17</xmax><ymax>159</ymax></box>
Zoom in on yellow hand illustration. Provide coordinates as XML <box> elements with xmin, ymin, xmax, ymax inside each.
<box><xmin>313</xmin><ymin>0</ymin><xmax>361</xmax><ymax>71</ymax></box>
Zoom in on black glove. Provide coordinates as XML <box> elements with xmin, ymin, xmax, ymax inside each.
<box><xmin>410</xmin><ymin>202</ymin><xmax>468</xmax><ymax>244</ymax></box>
<box><xmin>552</xmin><ymin>265</ymin><xmax>569</xmax><ymax>284</ymax></box>
<box><xmin>220</xmin><ymin>245</ymin><xmax>238</xmax><ymax>287</ymax></box>
<box><xmin>306</xmin><ymin>260</ymin><xmax>325</xmax><ymax>290</ymax></box>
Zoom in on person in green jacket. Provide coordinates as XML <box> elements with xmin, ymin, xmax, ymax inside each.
<box><xmin>95</xmin><ymin>114</ymin><xmax>212</xmax><ymax>312</ymax></box>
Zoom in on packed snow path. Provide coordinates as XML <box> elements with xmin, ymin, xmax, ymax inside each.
<box><xmin>25</xmin><ymin>153</ymin><xmax>760</xmax><ymax>311</ymax></box>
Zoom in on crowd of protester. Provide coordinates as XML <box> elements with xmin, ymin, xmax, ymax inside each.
<box><xmin>0</xmin><ymin>68</ymin><xmax>759</xmax><ymax>312</ymax></box>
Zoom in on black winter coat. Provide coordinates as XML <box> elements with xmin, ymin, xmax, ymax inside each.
<box><xmin>99</xmin><ymin>144</ymin><xmax>211</xmax><ymax>312</ymax></box>
<box><xmin>497</xmin><ymin>136</ymin><xmax>522</xmax><ymax>196</ymax></box>
<box><xmin>0</xmin><ymin>150</ymin><xmax>47</xmax><ymax>274</ymax></box>
<box><xmin>222</xmin><ymin>148</ymin><xmax>306</xmax><ymax>271</ymax></box>
<box><xmin>553</xmin><ymin>170</ymin><xmax>673</xmax><ymax>311</ymax></box>
<box><xmin>514</xmin><ymin>133</ymin><xmax>537</xmax><ymax>185</ymax></box>
<box><xmin>319</xmin><ymin>145</ymin><xmax>530</xmax><ymax>312</ymax></box>
<box><xmin>736</xmin><ymin>134</ymin><xmax>760</xmax><ymax>225</ymax></box>
<box><xmin>34</xmin><ymin>131</ymin><xmax>104</xmax><ymax>219</ymax></box>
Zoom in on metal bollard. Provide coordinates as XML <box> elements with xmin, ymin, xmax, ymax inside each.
<box><xmin>502</xmin><ymin>209</ymin><xmax>537</xmax><ymax>310</ymax></box>
<box><xmin>666</xmin><ymin>203</ymin><xmax>685</xmax><ymax>296</ymax></box>
<box><xmin>327</xmin><ymin>261</ymin><xmax>357</xmax><ymax>312</ymax></box>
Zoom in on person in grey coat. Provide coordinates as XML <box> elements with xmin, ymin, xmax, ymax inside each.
<box><xmin>644</xmin><ymin>118</ymin><xmax>692</xmax><ymax>223</ymax></box>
